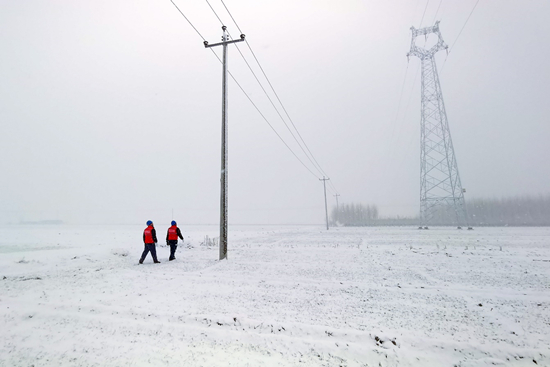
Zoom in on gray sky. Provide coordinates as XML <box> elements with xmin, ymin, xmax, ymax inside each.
<box><xmin>1</xmin><ymin>0</ymin><xmax>549</xmax><ymax>225</ymax></box>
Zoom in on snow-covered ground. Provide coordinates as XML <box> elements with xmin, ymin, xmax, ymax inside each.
<box><xmin>1</xmin><ymin>224</ymin><xmax>549</xmax><ymax>366</ymax></box>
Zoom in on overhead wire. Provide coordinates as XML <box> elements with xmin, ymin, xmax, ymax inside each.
<box><xmin>206</xmin><ymin>44</ymin><xmax>323</xmax><ymax>181</ymax></box>
<box><xmin>419</xmin><ymin>0</ymin><xmax>431</xmax><ymax>27</ymax></box>
<box><xmin>205</xmin><ymin>0</ymin><xmax>224</xmax><ymax>26</ymax></box>
<box><xmin>218</xmin><ymin>0</ymin><xmax>339</xmax><ymax>195</ymax></box>
<box><xmin>168</xmin><ymin>0</ymin><xmax>206</xmax><ymax>41</ymax></box>
<box><xmin>230</xmin><ymin>40</ymin><xmax>329</xmax><ymax>179</ymax></box>
<box><xmin>380</xmin><ymin>0</ymin><xmax>423</xmax><ymax>202</ymax></box>
<box><xmin>440</xmin><ymin>0</ymin><xmax>482</xmax><ymax>73</ymax></box>
<box><xmin>431</xmin><ymin>0</ymin><xmax>444</xmax><ymax>25</ymax></box>
<box><xmin>219</xmin><ymin>0</ymin><xmax>337</xmax><ymax>186</ymax></box>
<box><xmin>203</xmin><ymin>5</ymin><xmax>341</xmax><ymax>196</ymax></box>
<box><xmin>381</xmin><ymin>60</ymin><xmax>410</xmax><ymax>191</ymax></box>
<box><xmin>388</xmin><ymin>63</ymin><xmax>409</xmax><ymax>156</ymax></box>
<box><xmin>448</xmin><ymin>0</ymin><xmax>481</xmax><ymax>53</ymax></box>
<box><xmin>168</xmin><ymin>0</ymin><xmax>324</xmax><ymax>181</ymax></box>
<box><xmin>412</xmin><ymin>0</ymin><xmax>421</xmax><ymax>23</ymax></box>
<box><xmin>386</xmin><ymin>19</ymin><xmax>424</xmax><ymax>178</ymax></box>
<box><xmin>226</xmin><ymin>67</ymin><xmax>323</xmax><ymax>180</ymax></box>
<box><xmin>204</xmin><ymin>1</ymin><xmax>328</xmax><ymax>182</ymax></box>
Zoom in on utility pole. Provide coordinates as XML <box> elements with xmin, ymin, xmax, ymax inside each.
<box><xmin>333</xmin><ymin>194</ymin><xmax>340</xmax><ymax>212</ymax></box>
<box><xmin>204</xmin><ymin>26</ymin><xmax>245</xmax><ymax>260</ymax></box>
<box><xmin>320</xmin><ymin>177</ymin><xmax>330</xmax><ymax>230</ymax></box>
<box><xmin>333</xmin><ymin>193</ymin><xmax>340</xmax><ymax>224</ymax></box>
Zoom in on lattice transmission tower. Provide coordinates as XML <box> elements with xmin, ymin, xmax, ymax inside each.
<box><xmin>407</xmin><ymin>21</ymin><xmax>471</xmax><ymax>229</ymax></box>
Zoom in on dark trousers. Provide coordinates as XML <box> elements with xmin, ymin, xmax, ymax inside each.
<box><xmin>140</xmin><ymin>243</ymin><xmax>158</xmax><ymax>262</ymax></box>
<box><xmin>167</xmin><ymin>240</ymin><xmax>178</xmax><ymax>260</ymax></box>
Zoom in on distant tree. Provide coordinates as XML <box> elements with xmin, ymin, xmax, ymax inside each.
<box><xmin>467</xmin><ymin>194</ymin><xmax>550</xmax><ymax>226</ymax></box>
<box><xmin>331</xmin><ymin>194</ymin><xmax>550</xmax><ymax>227</ymax></box>
<box><xmin>331</xmin><ymin>203</ymin><xmax>379</xmax><ymax>226</ymax></box>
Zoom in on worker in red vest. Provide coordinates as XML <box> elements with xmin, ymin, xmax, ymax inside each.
<box><xmin>139</xmin><ymin>220</ymin><xmax>160</xmax><ymax>264</ymax></box>
<box><xmin>166</xmin><ymin>220</ymin><xmax>184</xmax><ymax>261</ymax></box>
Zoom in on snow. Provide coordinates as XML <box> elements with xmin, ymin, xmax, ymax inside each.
<box><xmin>1</xmin><ymin>225</ymin><xmax>549</xmax><ymax>366</ymax></box>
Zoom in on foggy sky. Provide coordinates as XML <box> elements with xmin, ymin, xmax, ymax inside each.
<box><xmin>1</xmin><ymin>0</ymin><xmax>549</xmax><ymax>225</ymax></box>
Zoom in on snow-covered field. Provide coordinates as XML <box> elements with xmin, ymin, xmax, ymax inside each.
<box><xmin>1</xmin><ymin>225</ymin><xmax>549</xmax><ymax>366</ymax></box>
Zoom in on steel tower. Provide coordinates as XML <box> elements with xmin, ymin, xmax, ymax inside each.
<box><xmin>407</xmin><ymin>21</ymin><xmax>470</xmax><ymax>229</ymax></box>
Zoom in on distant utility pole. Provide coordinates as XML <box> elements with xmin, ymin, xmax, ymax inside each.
<box><xmin>204</xmin><ymin>26</ymin><xmax>245</xmax><ymax>260</ymax></box>
<box><xmin>333</xmin><ymin>194</ymin><xmax>340</xmax><ymax>211</ymax></box>
<box><xmin>320</xmin><ymin>177</ymin><xmax>330</xmax><ymax>230</ymax></box>
<box><xmin>333</xmin><ymin>193</ymin><xmax>340</xmax><ymax>223</ymax></box>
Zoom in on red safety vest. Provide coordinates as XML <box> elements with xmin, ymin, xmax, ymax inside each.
<box><xmin>144</xmin><ymin>226</ymin><xmax>155</xmax><ymax>244</ymax></box>
<box><xmin>167</xmin><ymin>225</ymin><xmax>178</xmax><ymax>240</ymax></box>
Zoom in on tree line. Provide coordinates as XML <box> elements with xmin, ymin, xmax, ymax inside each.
<box><xmin>330</xmin><ymin>203</ymin><xmax>380</xmax><ymax>226</ymax></box>
<box><xmin>467</xmin><ymin>194</ymin><xmax>550</xmax><ymax>226</ymax></box>
<box><xmin>332</xmin><ymin>194</ymin><xmax>550</xmax><ymax>227</ymax></box>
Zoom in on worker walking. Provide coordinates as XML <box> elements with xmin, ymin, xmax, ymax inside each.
<box><xmin>166</xmin><ymin>220</ymin><xmax>184</xmax><ymax>261</ymax></box>
<box><xmin>139</xmin><ymin>220</ymin><xmax>160</xmax><ymax>264</ymax></box>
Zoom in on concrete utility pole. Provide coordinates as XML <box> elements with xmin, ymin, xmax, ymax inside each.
<box><xmin>333</xmin><ymin>194</ymin><xmax>340</xmax><ymax>212</ymax></box>
<box><xmin>320</xmin><ymin>177</ymin><xmax>330</xmax><ymax>230</ymax></box>
<box><xmin>204</xmin><ymin>26</ymin><xmax>245</xmax><ymax>260</ymax></box>
<box><xmin>333</xmin><ymin>193</ymin><xmax>340</xmax><ymax>223</ymax></box>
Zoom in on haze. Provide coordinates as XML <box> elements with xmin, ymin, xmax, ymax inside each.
<box><xmin>1</xmin><ymin>0</ymin><xmax>549</xmax><ymax>225</ymax></box>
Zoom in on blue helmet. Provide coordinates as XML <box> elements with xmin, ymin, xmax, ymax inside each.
<box><xmin>171</xmin><ymin>220</ymin><xmax>176</xmax><ymax>226</ymax></box>
<box><xmin>146</xmin><ymin>220</ymin><xmax>153</xmax><ymax>226</ymax></box>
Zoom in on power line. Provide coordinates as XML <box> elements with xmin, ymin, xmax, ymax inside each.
<box><xmin>381</xmin><ymin>61</ymin><xmax>420</xmax><ymax>203</ymax></box>
<box><xmin>168</xmin><ymin>0</ymin><xmax>206</xmax><ymax>41</ymax></box>
<box><xmin>390</xmin><ymin>38</ymin><xmax>422</xmax><ymax>160</ymax></box>
<box><xmin>389</xmin><ymin>62</ymin><xmax>410</xmax><ymax>151</ymax></box>
<box><xmin>205</xmin><ymin>42</ymin><xmax>321</xmax><ymax>180</ymax></box>
<box><xmin>228</xmin><ymin>36</ymin><xmax>327</xmax><ymax>179</ymax></box>
<box><xmin>382</xmin><ymin>60</ymin><xmax>410</xmax><ymax>186</ymax></box>
<box><xmin>227</xmin><ymin>69</ymin><xmax>322</xmax><ymax>180</ymax></box>
<box><xmin>411</xmin><ymin>0</ymin><xmax>421</xmax><ymax>26</ymax></box>
<box><xmin>402</xmin><ymin>65</ymin><xmax>420</xmax><ymax>131</ymax></box>
<box><xmin>419</xmin><ymin>0</ymin><xmax>430</xmax><ymax>27</ymax></box>
<box><xmin>203</xmin><ymin>0</ymin><xmax>328</xmax><ymax>180</ymax></box>
<box><xmin>219</xmin><ymin>0</ymin><xmax>339</xmax><ymax>194</ymax></box>
<box><xmin>168</xmin><ymin>0</ymin><xmax>338</xmax><ymax>187</ymax></box>
<box><xmin>448</xmin><ymin>0</ymin><xmax>481</xmax><ymax>54</ymax></box>
<box><xmin>220</xmin><ymin>0</ymin><xmax>242</xmax><ymax>33</ymax></box>
<box><xmin>248</xmin><ymin>40</ymin><xmax>333</xmax><ymax>183</ymax></box>
<box><xmin>205</xmin><ymin>0</ymin><xmax>224</xmax><ymax>26</ymax></box>
<box><xmin>431</xmin><ymin>0</ymin><xmax>444</xmax><ymax>25</ymax></box>
<box><xmin>441</xmin><ymin>0</ymin><xmax>482</xmax><ymax>73</ymax></box>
